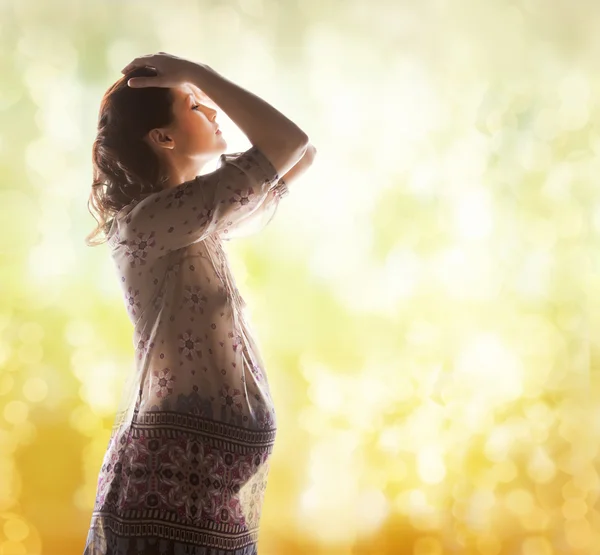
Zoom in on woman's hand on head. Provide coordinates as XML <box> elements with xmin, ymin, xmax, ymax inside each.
<box><xmin>121</xmin><ymin>52</ymin><xmax>201</xmax><ymax>88</ymax></box>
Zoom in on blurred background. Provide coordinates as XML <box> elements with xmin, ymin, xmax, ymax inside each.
<box><xmin>1</xmin><ymin>0</ymin><xmax>600</xmax><ymax>553</ymax></box>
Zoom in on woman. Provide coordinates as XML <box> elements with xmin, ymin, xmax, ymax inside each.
<box><xmin>83</xmin><ymin>51</ymin><xmax>316</xmax><ymax>555</ymax></box>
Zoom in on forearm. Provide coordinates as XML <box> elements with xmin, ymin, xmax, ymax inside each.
<box><xmin>188</xmin><ymin>63</ymin><xmax>308</xmax><ymax>152</ymax></box>
<box><xmin>277</xmin><ymin>143</ymin><xmax>317</xmax><ymax>186</ymax></box>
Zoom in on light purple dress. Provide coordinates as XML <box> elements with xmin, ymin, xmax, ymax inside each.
<box><xmin>83</xmin><ymin>146</ymin><xmax>289</xmax><ymax>555</ymax></box>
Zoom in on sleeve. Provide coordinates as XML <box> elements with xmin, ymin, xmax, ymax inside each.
<box><xmin>216</xmin><ymin>151</ymin><xmax>290</xmax><ymax>241</ymax></box>
<box><xmin>119</xmin><ymin>145</ymin><xmax>284</xmax><ymax>261</ymax></box>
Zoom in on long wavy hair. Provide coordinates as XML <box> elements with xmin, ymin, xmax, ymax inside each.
<box><xmin>85</xmin><ymin>66</ymin><xmax>175</xmax><ymax>247</ymax></box>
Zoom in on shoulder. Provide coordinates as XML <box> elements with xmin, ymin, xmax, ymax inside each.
<box><xmin>106</xmin><ymin>201</ymin><xmax>138</xmax><ymax>247</ymax></box>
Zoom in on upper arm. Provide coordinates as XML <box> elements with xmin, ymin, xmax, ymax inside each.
<box><xmin>119</xmin><ymin>145</ymin><xmax>281</xmax><ymax>262</ymax></box>
<box><xmin>256</xmin><ymin>139</ymin><xmax>309</xmax><ymax>179</ymax></box>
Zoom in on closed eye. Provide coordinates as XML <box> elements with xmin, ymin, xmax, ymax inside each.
<box><xmin>192</xmin><ymin>104</ymin><xmax>200</xmax><ymax>110</ymax></box>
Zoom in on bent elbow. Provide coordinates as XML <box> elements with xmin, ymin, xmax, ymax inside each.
<box><xmin>304</xmin><ymin>143</ymin><xmax>317</xmax><ymax>162</ymax></box>
<box><xmin>294</xmin><ymin>133</ymin><xmax>310</xmax><ymax>151</ymax></box>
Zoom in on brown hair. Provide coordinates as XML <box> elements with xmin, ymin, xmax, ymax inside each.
<box><xmin>85</xmin><ymin>66</ymin><xmax>175</xmax><ymax>246</ymax></box>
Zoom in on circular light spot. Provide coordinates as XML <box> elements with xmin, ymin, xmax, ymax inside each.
<box><xmin>4</xmin><ymin>517</ymin><xmax>29</xmax><ymax>542</ymax></box>
<box><xmin>505</xmin><ymin>488</ymin><xmax>534</xmax><ymax>516</ymax></box>
<box><xmin>22</xmin><ymin>377</ymin><xmax>48</xmax><ymax>403</ymax></box>
<box><xmin>562</xmin><ymin>498</ymin><xmax>587</xmax><ymax>520</ymax></box>
<box><xmin>18</xmin><ymin>322</ymin><xmax>44</xmax><ymax>343</ymax></box>
<box><xmin>3</xmin><ymin>400</ymin><xmax>29</xmax><ymax>425</ymax></box>
<box><xmin>565</xmin><ymin>518</ymin><xmax>591</xmax><ymax>549</ymax></box>
<box><xmin>65</xmin><ymin>319</ymin><xmax>95</xmax><ymax>347</ymax></box>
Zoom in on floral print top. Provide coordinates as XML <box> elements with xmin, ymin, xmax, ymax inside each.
<box><xmin>105</xmin><ymin>144</ymin><xmax>289</xmax><ymax>436</ymax></box>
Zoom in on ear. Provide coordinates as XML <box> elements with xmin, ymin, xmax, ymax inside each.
<box><xmin>147</xmin><ymin>128</ymin><xmax>175</xmax><ymax>150</ymax></box>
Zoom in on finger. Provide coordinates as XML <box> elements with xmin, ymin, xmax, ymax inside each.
<box><xmin>127</xmin><ymin>77</ymin><xmax>166</xmax><ymax>88</ymax></box>
<box><xmin>121</xmin><ymin>61</ymin><xmax>141</xmax><ymax>74</ymax></box>
<box><xmin>122</xmin><ymin>63</ymin><xmax>157</xmax><ymax>75</ymax></box>
<box><xmin>121</xmin><ymin>54</ymin><xmax>154</xmax><ymax>73</ymax></box>
<box><xmin>127</xmin><ymin>77</ymin><xmax>148</xmax><ymax>88</ymax></box>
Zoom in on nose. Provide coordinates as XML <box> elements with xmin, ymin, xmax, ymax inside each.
<box><xmin>201</xmin><ymin>105</ymin><xmax>217</xmax><ymax>122</ymax></box>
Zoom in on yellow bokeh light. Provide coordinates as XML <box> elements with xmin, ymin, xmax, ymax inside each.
<box><xmin>22</xmin><ymin>377</ymin><xmax>48</xmax><ymax>404</ymax></box>
<box><xmin>562</xmin><ymin>498</ymin><xmax>588</xmax><ymax>520</ymax></box>
<box><xmin>3</xmin><ymin>401</ymin><xmax>29</xmax><ymax>426</ymax></box>
<box><xmin>495</xmin><ymin>460</ymin><xmax>518</xmax><ymax>484</ymax></box>
<box><xmin>476</xmin><ymin>533</ymin><xmax>502</xmax><ymax>555</ymax></box>
<box><xmin>0</xmin><ymin>541</ymin><xmax>27</xmax><ymax>555</ymax></box>
<box><xmin>504</xmin><ymin>488</ymin><xmax>535</xmax><ymax>516</ymax></box>
<box><xmin>521</xmin><ymin>536</ymin><xmax>553</xmax><ymax>555</ymax></box>
<box><xmin>3</xmin><ymin>518</ymin><xmax>29</xmax><ymax>542</ymax></box>
<box><xmin>416</xmin><ymin>445</ymin><xmax>446</xmax><ymax>485</ymax></box>
<box><xmin>526</xmin><ymin>446</ymin><xmax>556</xmax><ymax>484</ymax></box>
<box><xmin>68</xmin><ymin>405</ymin><xmax>103</xmax><ymax>437</ymax></box>
<box><xmin>565</xmin><ymin>518</ymin><xmax>592</xmax><ymax>550</ymax></box>
<box><xmin>0</xmin><ymin>375</ymin><xmax>15</xmax><ymax>397</ymax></box>
<box><xmin>413</xmin><ymin>536</ymin><xmax>443</xmax><ymax>555</ymax></box>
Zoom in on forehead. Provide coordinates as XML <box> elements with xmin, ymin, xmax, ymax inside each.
<box><xmin>175</xmin><ymin>84</ymin><xmax>209</xmax><ymax>103</ymax></box>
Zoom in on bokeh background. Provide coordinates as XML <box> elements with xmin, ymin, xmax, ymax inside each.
<box><xmin>1</xmin><ymin>0</ymin><xmax>600</xmax><ymax>553</ymax></box>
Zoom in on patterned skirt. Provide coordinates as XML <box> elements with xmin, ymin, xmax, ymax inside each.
<box><xmin>83</xmin><ymin>398</ymin><xmax>277</xmax><ymax>555</ymax></box>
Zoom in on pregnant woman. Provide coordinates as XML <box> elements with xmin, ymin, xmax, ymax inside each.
<box><xmin>82</xmin><ymin>52</ymin><xmax>316</xmax><ymax>554</ymax></box>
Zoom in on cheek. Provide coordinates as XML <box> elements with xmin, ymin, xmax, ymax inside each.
<box><xmin>190</xmin><ymin>117</ymin><xmax>215</xmax><ymax>140</ymax></box>
<box><xmin>178</xmin><ymin>118</ymin><xmax>211</xmax><ymax>149</ymax></box>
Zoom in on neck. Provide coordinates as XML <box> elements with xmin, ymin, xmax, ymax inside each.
<box><xmin>161</xmin><ymin>153</ymin><xmax>212</xmax><ymax>189</ymax></box>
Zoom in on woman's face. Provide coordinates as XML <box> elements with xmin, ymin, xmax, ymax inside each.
<box><xmin>150</xmin><ymin>83</ymin><xmax>227</xmax><ymax>160</ymax></box>
<box><xmin>171</xmin><ymin>83</ymin><xmax>227</xmax><ymax>156</ymax></box>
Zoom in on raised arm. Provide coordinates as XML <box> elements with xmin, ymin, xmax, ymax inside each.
<box><xmin>123</xmin><ymin>53</ymin><xmax>310</xmax><ymax>178</ymax></box>
<box><xmin>185</xmin><ymin>62</ymin><xmax>309</xmax><ymax>178</ymax></box>
<box><xmin>118</xmin><ymin>53</ymin><xmax>314</xmax><ymax>252</ymax></box>
<box><xmin>216</xmin><ymin>143</ymin><xmax>318</xmax><ymax>240</ymax></box>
